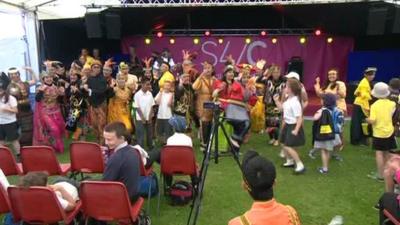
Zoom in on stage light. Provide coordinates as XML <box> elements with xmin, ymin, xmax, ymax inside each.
<box><xmin>193</xmin><ymin>38</ymin><xmax>200</xmax><ymax>45</ymax></box>
<box><xmin>169</xmin><ymin>38</ymin><xmax>175</xmax><ymax>44</ymax></box>
<box><xmin>156</xmin><ymin>31</ymin><xmax>163</xmax><ymax>38</ymax></box>
<box><xmin>205</xmin><ymin>30</ymin><xmax>211</xmax><ymax>36</ymax></box>
<box><xmin>315</xmin><ymin>29</ymin><xmax>322</xmax><ymax>36</ymax></box>
<box><xmin>271</xmin><ymin>38</ymin><xmax>277</xmax><ymax>44</ymax></box>
<box><xmin>245</xmin><ymin>37</ymin><xmax>251</xmax><ymax>44</ymax></box>
<box><xmin>260</xmin><ymin>30</ymin><xmax>267</xmax><ymax>36</ymax></box>
<box><xmin>299</xmin><ymin>37</ymin><xmax>306</xmax><ymax>44</ymax></box>
<box><xmin>218</xmin><ymin>38</ymin><xmax>224</xmax><ymax>44</ymax></box>
<box><xmin>144</xmin><ymin>38</ymin><xmax>151</xmax><ymax>45</ymax></box>
<box><xmin>327</xmin><ymin>37</ymin><xmax>333</xmax><ymax>43</ymax></box>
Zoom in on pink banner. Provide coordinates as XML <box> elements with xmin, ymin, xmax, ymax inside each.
<box><xmin>121</xmin><ymin>36</ymin><xmax>354</xmax><ymax>90</ymax></box>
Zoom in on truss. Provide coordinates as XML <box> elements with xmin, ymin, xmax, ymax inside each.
<box><xmin>114</xmin><ymin>0</ymin><xmax>384</xmax><ymax>7</ymax></box>
<box><xmin>149</xmin><ymin>28</ymin><xmax>316</xmax><ymax>36</ymax></box>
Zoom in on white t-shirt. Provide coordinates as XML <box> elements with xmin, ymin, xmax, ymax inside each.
<box><xmin>282</xmin><ymin>96</ymin><xmax>302</xmax><ymax>124</ymax></box>
<box><xmin>156</xmin><ymin>92</ymin><xmax>173</xmax><ymax>119</ymax></box>
<box><xmin>134</xmin><ymin>89</ymin><xmax>155</xmax><ymax>121</ymax></box>
<box><xmin>0</xmin><ymin>95</ymin><xmax>18</xmax><ymax>124</ymax></box>
<box><xmin>54</xmin><ymin>181</ymin><xmax>79</xmax><ymax>210</ymax></box>
<box><xmin>0</xmin><ymin>169</ymin><xmax>10</xmax><ymax>190</ymax></box>
<box><xmin>166</xmin><ymin>133</ymin><xmax>193</xmax><ymax>147</ymax></box>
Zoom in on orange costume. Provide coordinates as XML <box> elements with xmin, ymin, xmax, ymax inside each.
<box><xmin>229</xmin><ymin>199</ymin><xmax>301</xmax><ymax>225</ymax></box>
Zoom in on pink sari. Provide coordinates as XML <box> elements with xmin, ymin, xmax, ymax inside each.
<box><xmin>33</xmin><ymin>86</ymin><xmax>65</xmax><ymax>153</ymax></box>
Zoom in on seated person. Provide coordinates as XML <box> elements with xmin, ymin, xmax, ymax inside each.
<box><xmin>229</xmin><ymin>150</ymin><xmax>301</xmax><ymax>225</ymax></box>
<box><xmin>102</xmin><ymin>122</ymin><xmax>141</xmax><ymax>202</ymax></box>
<box><xmin>167</xmin><ymin>116</ymin><xmax>193</xmax><ymax>147</ymax></box>
<box><xmin>383</xmin><ymin>154</ymin><xmax>400</xmax><ymax>192</ymax></box>
<box><xmin>379</xmin><ymin>188</ymin><xmax>400</xmax><ymax>224</ymax></box>
<box><xmin>19</xmin><ymin>171</ymin><xmax>79</xmax><ymax>212</ymax></box>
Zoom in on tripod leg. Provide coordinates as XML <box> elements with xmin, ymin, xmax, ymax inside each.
<box><xmin>220</xmin><ymin>122</ymin><xmax>242</xmax><ymax>168</ymax></box>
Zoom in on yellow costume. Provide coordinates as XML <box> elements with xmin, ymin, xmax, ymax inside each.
<box><xmin>354</xmin><ymin>77</ymin><xmax>372</xmax><ymax>116</ymax></box>
<box><xmin>107</xmin><ymin>87</ymin><xmax>133</xmax><ymax>132</ymax></box>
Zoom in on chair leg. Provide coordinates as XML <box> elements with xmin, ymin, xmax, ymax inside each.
<box><xmin>147</xmin><ymin>180</ymin><xmax>152</xmax><ymax>214</ymax></box>
<box><xmin>157</xmin><ymin>173</ymin><xmax>162</xmax><ymax>215</ymax></box>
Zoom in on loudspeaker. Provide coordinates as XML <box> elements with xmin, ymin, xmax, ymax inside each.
<box><xmin>105</xmin><ymin>13</ymin><xmax>121</xmax><ymax>40</ymax></box>
<box><xmin>85</xmin><ymin>13</ymin><xmax>102</xmax><ymax>38</ymax></box>
<box><xmin>287</xmin><ymin>56</ymin><xmax>303</xmax><ymax>81</ymax></box>
<box><xmin>366</xmin><ymin>7</ymin><xmax>388</xmax><ymax>35</ymax></box>
<box><xmin>393</xmin><ymin>7</ymin><xmax>400</xmax><ymax>33</ymax></box>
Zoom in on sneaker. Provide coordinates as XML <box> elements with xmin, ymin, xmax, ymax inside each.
<box><xmin>230</xmin><ymin>137</ymin><xmax>240</xmax><ymax>148</ymax></box>
<box><xmin>328</xmin><ymin>215</ymin><xmax>344</xmax><ymax>225</ymax></box>
<box><xmin>269</xmin><ymin>139</ymin><xmax>275</xmax><ymax>145</ymax></box>
<box><xmin>318</xmin><ymin>167</ymin><xmax>328</xmax><ymax>174</ymax></box>
<box><xmin>294</xmin><ymin>166</ymin><xmax>306</xmax><ymax>174</ymax></box>
<box><xmin>308</xmin><ymin>149</ymin><xmax>317</xmax><ymax>159</ymax></box>
<box><xmin>373</xmin><ymin>203</ymin><xmax>380</xmax><ymax>211</ymax></box>
<box><xmin>367</xmin><ymin>173</ymin><xmax>384</xmax><ymax>182</ymax></box>
<box><xmin>332</xmin><ymin>153</ymin><xmax>344</xmax><ymax>162</ymax></box>
<box><xmin>282</xmin><ymin>160</ymin><xmax>295</xmax><ymax>168</ymax></box>
<box><xmin>273</xmin><ymin>140</ymin><xmax>279</xmax><ymax>146</ymax></box>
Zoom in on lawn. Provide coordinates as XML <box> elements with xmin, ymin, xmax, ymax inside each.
<box><xmin>5</xmin><ymin>120</ymin><xmax>383</xmax><ymax>225</ymax></box>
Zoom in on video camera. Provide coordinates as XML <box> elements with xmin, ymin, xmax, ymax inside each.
<box><xmin>203</xmin><ymin>101</ymin><xmax>221</xmax><ymax>110</ymax></box>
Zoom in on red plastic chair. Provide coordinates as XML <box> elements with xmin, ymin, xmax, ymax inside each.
<box><xmin>158</xmin><ymin>145</ymin><xmax>197</xmax><ymax>211</ymax></box>
<box><xmin>20</xmin><ymin>146</ymin><xmax>70</xmax><ymax>176</ymax></box>
<box><xmin>70</xmin><ymin>141</ymin><xmax>105</xmax><ymax>180</ymax></box>
<box><xmin>80</xmin><ymin>181</ymin><xmax>144</xmax><ymax>224</ymax></box>
<box><xmin>7</xmin><ymin>186</ymin><xmax>82</xmax><ymax>224</ymax></box>
<box><xmin>132</xmin><ymin>148</ymin><xmax>156</xmax><ymax>214</ymax></box>
<box><xmin>0</xmin><ymin>146</ymin><xmax>23</xmax><ymax>176</ymax></box>
<box><xmin>0</xmin><ymin>185</ymin><xmax>10</xmax><ymax>215</ymax></box>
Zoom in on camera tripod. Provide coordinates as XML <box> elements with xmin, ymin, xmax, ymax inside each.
<box><xmin>187</xmin><ymin>103</ymin><xmax>242</xmax><ymax>225</ymax></box>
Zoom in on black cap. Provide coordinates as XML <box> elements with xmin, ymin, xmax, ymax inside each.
<box><xmin>241</xmin><ymin>150</ymin><xmax>276</xmax><ymax>200</ymax></box>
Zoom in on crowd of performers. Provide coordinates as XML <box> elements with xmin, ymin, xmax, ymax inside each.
<box><xmin>1</xmin><ymin>47</ymin><xmax>400</xmax><ymax>177</ymax></box>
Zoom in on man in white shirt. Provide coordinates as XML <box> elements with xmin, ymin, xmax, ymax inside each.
<box><xmin>134</xmin><ymin>78</ymin><xmax>155</xmax><ymax>149</ymax></box>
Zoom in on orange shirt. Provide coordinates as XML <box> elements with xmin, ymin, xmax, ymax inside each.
<box><xmin>228</xmin><ymin>199</ymin><xmax>301</xmax><ymax>225</ymax></box>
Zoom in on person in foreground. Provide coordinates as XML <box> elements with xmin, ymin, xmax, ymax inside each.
<box><xmin>103</xmin><ymin>121</ymin><xmax>141</xmax><ymax>203</ymax></box>
<box><xmin>228</xmin><ymin>150</ymin><xmax>301</xmax><ymax>225</ymax></box>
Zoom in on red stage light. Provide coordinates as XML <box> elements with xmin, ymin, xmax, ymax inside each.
<box><xmin>205</xmin><ymin>30</ymin><xmax>211</xmax><ymax>36</ymax></box>
<box><xmin>156</xmin><ymin>31</ymin><xmax>163</xmax><ymax>38</ymax></box>
<box><xmin>261</xmin><ymin>31</ymin><xmax>267</xmax><ymax>36</ymax></box>
<box><xmin>315</xmin><ymin>29</ymin><xmax>322</xmax><ymax>36</ymax></box>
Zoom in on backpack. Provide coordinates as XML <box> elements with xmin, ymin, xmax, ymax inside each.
<box><xmin>314</xmin><ymin>108</ymin><xmax>335</xmax><ymax>141</ymax></box>
<box><xmin>331</xmin><ymin>108</ymin><xmax>344</xmax><ymax>134</ymax></box>
<box><xmin>169</xmin><ymin>180</ymin><xmax>193</xmax><ymax>206</ymax></box>
<box><xmin>138</xmin><ymin>172</ymin><xmax>159</xmax><ymax>198</ymax></box>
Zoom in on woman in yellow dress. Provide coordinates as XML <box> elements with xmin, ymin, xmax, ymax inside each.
<box><xmin>107</xmin><ymin>74</ymin><xmax>133</xmax><ymax>133</ymax></box>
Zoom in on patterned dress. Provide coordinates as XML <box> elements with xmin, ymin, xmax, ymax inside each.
<box><xmin>107</xmin><ymin>86</ymin><xmax>133</xmax><ymax>133</ymax></box>
<box><xmin>33</xmin><ymin>84</ymin><xmax>65</xmax><ymax>153</ymax></box>
<box><xmin>8</xmin><ymin>80</ymin><xmax>33</xmax><ymax>146</ymax></box>
<box><xmin>264</xmin><ymin>78</ymin><xmax>286</xmax><ymax>140</ymax></box>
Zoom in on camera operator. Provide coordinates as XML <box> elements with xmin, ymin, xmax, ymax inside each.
<box><xmin>214</xmin><ymin>67</ymin><xmax>257</xmax><ymax>149</ymax></box>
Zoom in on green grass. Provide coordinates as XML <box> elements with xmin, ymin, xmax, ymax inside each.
<box><xmin>5</xmin><ymin>121</ymin><xmax>383</xmax><ymax>225</ymax></box>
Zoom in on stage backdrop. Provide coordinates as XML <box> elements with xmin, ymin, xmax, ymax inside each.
<box><xmin>121</xmin><ymin>36</ymin><xmax>354</xmax><ymax>90</ymax></box>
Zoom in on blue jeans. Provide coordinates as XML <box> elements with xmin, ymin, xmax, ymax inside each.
<box><xmin>226</xmin><ymin>119</ymin><xmax>250</xmax><ymax>144</ymax></box>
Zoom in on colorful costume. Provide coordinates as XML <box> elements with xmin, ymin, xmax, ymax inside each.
<box><xmin>263</xmin><ymin>77</ymin><xmax>286</xmax><ymax>143</ymax></box>
<box><xmin>33</xmin><ymin>84</ymin><xmax>65</xmax><ymax>153</ymax></box>
<box><xmin>107</xmin><ymin>86</ymin><xmax>133</xmax><ymax>133</ymax></box>
<box><xmin>192</xmin><ymin>75</ymin><xmax>216</xmax><ymax>145</ymax></box>
<box><xmin>250</xmin><ymin>83</ymin><xmax>266</xmax><ymax>133</ymax></box>
<box><xmin>65</xmin><ymin>80</ymin><xmax>87</xmax><ymax>139</ymax></box>
<box><xmin>351</xmin><ymin>77</ymin><xmax>371</xmax><ymax>145</ymax></box>
<box><xmin>8</xmin><ymin>80</ymin><xmax>33</xmax><ymax>146</ymax></box>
